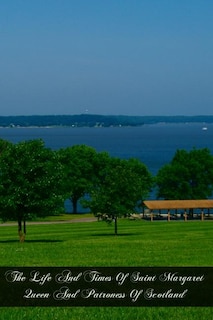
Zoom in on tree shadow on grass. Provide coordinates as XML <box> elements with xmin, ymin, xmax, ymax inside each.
<box><xmin>91</xmin><ymin>233</ymin><xmax>136</xmax><ymax>237</ymax></box>
<box><xmin>0</xmin><ymin>239</ymin><xmax>63</xmax><ymax>243</ymax></box>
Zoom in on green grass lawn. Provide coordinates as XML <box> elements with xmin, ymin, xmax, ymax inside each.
<box><xmin>0</xmin><ymin>218</ymin><xmax>212</xmax><ymax>319</ymax></box>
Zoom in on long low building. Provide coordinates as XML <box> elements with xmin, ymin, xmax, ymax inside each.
<box><xmin>143</xmin><ymin>199</ymin><xmax>213</xmax><ymax>221</ymax></box>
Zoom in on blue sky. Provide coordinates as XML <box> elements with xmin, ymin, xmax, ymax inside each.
<box><xmin>0</xmin><ymin>0</ymin><xmax>213</xmax><ymax>116</ymax></box>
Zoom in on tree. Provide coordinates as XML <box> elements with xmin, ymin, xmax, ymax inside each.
<box><xmin>57</xmin><ymin>145</ymin><xmax>107</xmax><ymax>213</ymax></box>
<box><xmin>0</xmin><ymin>139</ymin><xmax>63</xmax><ymax>241</ymax></box>
<box><xmin>83</xmin><ymin>157</ymin><xmax>153</xmax><ymax>235</ymax></box>
<box><xmin>0</xmin><ymin>138</ymin><xmax>12</xmax><ymax>155</ymax></box>
<box><xmin>156</xmin><ymin>148</ymin><xmax>213</xmax><ymax>201</ymax></box>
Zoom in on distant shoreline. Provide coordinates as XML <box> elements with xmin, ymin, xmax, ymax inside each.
<box><xmin>0</xmin><ymin>122</ymin><xmax>211</xmax><ymax>129</ymax></box>
<box><xmin>0</xmin><ymin>114</ymin><xmax>212</xmax><ymax>128</ymax></box>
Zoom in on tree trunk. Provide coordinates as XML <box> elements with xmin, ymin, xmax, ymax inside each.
<box><xmin>23</xmin><ymin>219</ymin><xmax>26</xmax><ymax>235</ymax></box>
<box><xmin>18</xmin><ymin>216</ymin><xmax>26</xmax><ymax>242</ymax></box>
<box><xmin>18</xmin><ymin>218</ymin><xmax>22</xmax><ymax>234</ymax></box>
<box><xmin>114</xmin><ymin>216</ymin><xmax>118</xmax><ymax>235</ymax></box>
<box><xmin>72</xmin><ymin>197</ymin><xmax>78</xmax><ymax>214</ymax></box>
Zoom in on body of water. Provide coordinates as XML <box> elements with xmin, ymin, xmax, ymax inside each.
<box><xmin>1</xmin><ymin>123</ymin><xmax>213</xmax><ymax>211</ymax></box>
<box><xmin>1</xmin><ymin>123</ymin><xmax>212</xmax><ymax>175</ymax></box>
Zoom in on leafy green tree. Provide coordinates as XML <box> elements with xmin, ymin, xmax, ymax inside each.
<box><xmin>0</xmin><ymin>139</ymin><xmax>63</xmax><ymax>241</ymax></box>
<box><xmin>0</xmin><ymin>138</ymin><xmax>12</xmax><ymax>154</ymax></box>
<box><xmin>57</xmin><ymin>145</ymin><xmax>107</xmax><ymax>213</ymax></box>
<box><xmin>84</xmin><ymin>157</ymin><xmax>153</xmax><ymax>235</ymax></box>
<box><xmin>156</xmin><ymin>148</ymin><xmax>213</xmax><ymax>200</ymax></box>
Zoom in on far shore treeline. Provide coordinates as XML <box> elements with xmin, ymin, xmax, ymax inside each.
<box><xmin>1</xmin><ymin>114</ymin><xmax>213</xmax><ymax>127</ymax></box>
<box><xmin>0</xmin><ymin>137</ymin><xmax>213</xmax><ymax>240</ymax></box>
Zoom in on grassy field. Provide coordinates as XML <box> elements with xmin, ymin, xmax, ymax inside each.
<box><xmin>0</xmin><ymin>218</ymin><xmax>212</xmax><ymax>319</ymax></box>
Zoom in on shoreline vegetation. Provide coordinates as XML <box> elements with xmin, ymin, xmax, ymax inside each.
<box><xmin>0</xmin><ymin>114</ymin><xmax>213</xmax><ymax>128</ymax></box>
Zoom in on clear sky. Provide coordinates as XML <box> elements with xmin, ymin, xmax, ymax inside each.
<box><xmin>0</xmin><ymin>0</ymin><xmax>213</xmax><ymax>116</ymax></box>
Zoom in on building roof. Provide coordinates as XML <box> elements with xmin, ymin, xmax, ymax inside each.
<box><xmin>143</xmin><ymin>199</ymin><xmax>213</xmax><ymax>210</ymax></box>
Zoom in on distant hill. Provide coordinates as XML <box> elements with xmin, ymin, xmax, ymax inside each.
<box><xmin>0</xmin><ymin>114</ymin><xmax>212</xmax><ymax>128</ymax></box>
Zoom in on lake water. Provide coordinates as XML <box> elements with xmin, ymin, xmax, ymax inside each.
<box><xmin>1</xmin><ymin>123</ymin><xmax>213</xmax><ymax>175</ymax></box>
